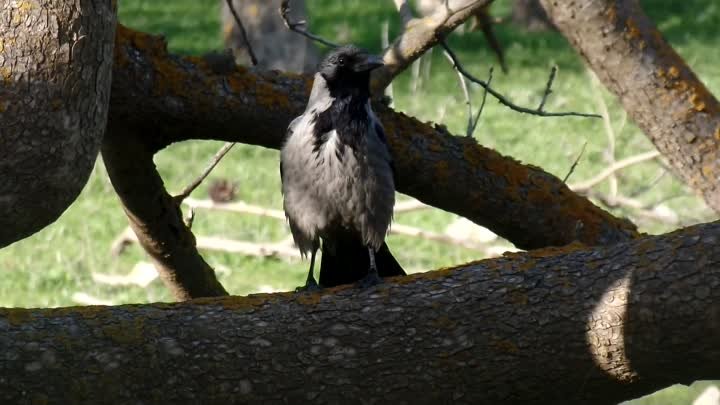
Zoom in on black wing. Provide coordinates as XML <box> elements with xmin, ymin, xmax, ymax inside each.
<box><xmin>373</xmin><ymin>121</ymin><xmax>397</xmax><ymax>182</ymax></box>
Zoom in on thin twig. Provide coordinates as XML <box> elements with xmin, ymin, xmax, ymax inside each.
<box><xmin>225</xmin><ymin>0</ymin><xmax>258</xmax><ymax>66</ymax></box>
<box><xmin>280</xmin><ymin>0</ymin><xmax>339</xmax><ymax>48</ymax></box>
<box><xmin>469</xmin><ymin>66</ymin><xmax>494</xmax><ymax>137</ymax></box>
<box><xmin>443</xmin><ymin>49</ymin><xmax>473</xmax><ymax>137</ymax></box>
<box><xmin>537</xmin><ymin>66</ymin><xmax>557</xmax><ymax>112</ymax></box>
<box><xmin>440</xmin><ymin>42</ymin><xmax>600</xmax><ymax>119</ymax></box>
<box><xmin>569</xmin><ymin>150</ymin><xmax>661</xmax><ymax>192</ymax></box>
<box><xmin>563</xmin><ymin>141</ymin><xmax>587</xmax><ymax>183</ymax></box>
<box><xmin>175</xmin><ymin>142</ymin><xmax>236</xmax><ymax>202</ymax></box>
<box><xmin>590</xmin><ymin>69</ymin><xmax>619</xmax><ymax>201</ymax></box>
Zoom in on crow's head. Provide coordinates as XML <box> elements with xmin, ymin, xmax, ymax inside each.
<box><xmin>318</xmin><ymin>45</ymin><xmax>383</xmax><ymax>94</ymax></box>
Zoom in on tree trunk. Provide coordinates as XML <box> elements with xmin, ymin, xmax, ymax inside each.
<box><xmin>540</xmin><ymin>0</ymin><xmax>720</xmax><ymax>212</ymax></box>
<box><xmin>1</xmin><ymin>220</ymin><xmax>719</xmax><ymax>404</ymax></box>
<box><xmin>0</xmin><ymin>0</ymin><xmax>116</xmax><ymax>248</ymax></box>
<box><xmin>220</xmin><ymin>0</ymin><xmax>319</xmax><ymax>72</ymax></box>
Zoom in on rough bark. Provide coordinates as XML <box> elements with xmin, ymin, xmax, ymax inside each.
<box><xmin>540</xmin><ymin>0</ymin><xmax>720</xmax><ymax>212</ymax></box>
<box><xmin>109</xmin><ymin>25</ymin><xmax>638</xmax><ymax>253</ymax></box>
<box><xmin>1</xmin><ymin>220</ymin><xmax>719</xmax><ymax>404</ymax></box>
<box><xmin>220</xmin><ymin>0</ymin><xmax>319</xmax><ymax>72</ymax></box>
<box><xmin>101</xmin><ymin>128</ymin><xmax>228</xmax><ymax>300</ymax></box>
<box><xmin>0</xmin><ymin>0</ymin><xmax>116</xmax><ymax>247</ymax></box>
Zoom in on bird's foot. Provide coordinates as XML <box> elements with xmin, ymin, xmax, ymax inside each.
<box><xmin>295</xmin><ymin>278</ymin><xmax>322</xmax><ymax>293</ymax></box>
<box><xmin>357</xmin><ymin>271</ymin><xmax>382</xmax><ymax>288</ymax></box>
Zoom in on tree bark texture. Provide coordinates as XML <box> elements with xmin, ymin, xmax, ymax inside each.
<box><xmin>102</xmin><ymin>128</ymin><xmax>228</xmax><ymax>300</ymax></box>
<box><xmin>220</xmin><ymin>0</ymin><xmax>319</xmax><ymax>73</ymax></box>
<box><xmin>0</xmin><ymin>0</ymin><xmax>116</xmax><ymax>248</ymax></box>
<box><xmin>540</xmin><ymin>0</ymin><xmax>720</xmax><ymax>212</ymax></box>
<box><xmin>1</xmin><ymin>220</ymin><xmax>719</xmax><ymax>404</ymax></box>
<box><xmin>109</xmin><ymin>25</ymin><xmax>638</xmax><ymax>253</ymax></box>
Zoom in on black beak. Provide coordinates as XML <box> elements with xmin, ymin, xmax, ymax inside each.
<box><xmin>352</xmin><ymin>54</ymin><xmax>384</xmax><ymax>72</ymax></box>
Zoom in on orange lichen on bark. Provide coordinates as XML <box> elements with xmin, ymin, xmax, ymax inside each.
<box><xmin>624</xmin><ymin>18</ymin><xmax>641</xmax><ymax>40</ymax></box>
<box><xmin>114</xmin><ymin>24</ymin><xmax>168</xmax><ymax>68</ymax></box>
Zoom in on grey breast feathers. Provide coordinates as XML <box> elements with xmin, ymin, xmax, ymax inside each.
<box><xmin>280</xmin><ymin>74</ymin><xmax>395</xmax><ymax>253</ymax></box>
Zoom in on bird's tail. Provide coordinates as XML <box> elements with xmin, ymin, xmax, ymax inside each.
<box><xmin>319</xmin><ymin>232</ymin><xmax>405</xmax><ymax>287</ymax></box>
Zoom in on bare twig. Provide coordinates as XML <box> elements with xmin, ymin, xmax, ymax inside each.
<box><xmin>225</xmin><ymin>0</ymin><xmax>258</xmax><ymax>66</ymax></box>
<box><xmin>184</xmin><ymin>198</ymin><xmax>285</xmax><ymax>220</ymax></box>
<box><xmin>468</xmin><ymin>66</ymin><xmax>493</xmax><ymax>137</ymax></box>
<box><xmin>174</xmin><ymin>142</ymin><xmax>236</xmax><ymax>202</ymax></box>
<box><xmin>628</xmin><ymin>169</ymin><xmax>667</xmax><ymax>198</ymax></box>
<box><xmin>443</xmin><ymin>48</ymin><xmax>473</xmax><ymax>137</ymax></box>
<box><xmin>280</xmin><ymin>0</ymin><xmax>339</xmax><ymax>48</ymax></box>
<box><xmin>590</xmin><ymin>70</ymin><xmax>620</xmax><ymax>202</ymax></box>
<box><xmin>537</xmin><ymin>66</ymin><xmax>557</xmax><ymax>112</ymax></box>
<box><xmin>569</xmin><ymin>151</ymin><xmax>661</xmax><ymax>192</ymax></box>
<box><xmin>440</xmin><ymin>42</ymin><xmax>601</xmax><ymax>119</ymax></box>
<box><xmin>562</xmin><ymin>141</ymin><xmax>587</xmax><ymax>183</ymax></box>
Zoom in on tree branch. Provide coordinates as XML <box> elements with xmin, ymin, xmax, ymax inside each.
<box><xmin>540</xmin><ymin>0</ymin><xmax>720</xmax><ymax>212</ymax></box>
<box><xmin>101</xmin><ymin>127</ymin><xmax>228</xmax><ymax>300</ymax></box>
<box><xmin>279</xmin><ymin>0</ymin><xmax>339</xmax><ymax>48</ymax></box>
<box><xmin>570</xmin><ymin>150</ymin><xmax>661</xmax><ymax>192</ymax></box>
<box><xmin>2</xmin><ymin>220</ymin><xmax>719</xmax><ymax>404</ymax></box>
<box><xmin>109</xmin><ymin>25</ymin><xmax>638</xmax><ymax>251</ymax></box>
<box><xmin>371</xmin><ymin>0</ymin><xmax>494</xmax><ymax>92</ymax></box>
<box><xmin>174</xmin><ymin>142</ymin><xmax>236</xmax><ymax>202</ymax></box>
<box><xmin>440</xmin><ymin>41</ymin><xmax>600</xmax><ymax>118</ymax></box>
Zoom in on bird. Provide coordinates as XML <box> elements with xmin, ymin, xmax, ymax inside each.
<box><xmin>280</xmin><ymin>45</ymin><xmax>406</xmax><ymax>290</ymax></box>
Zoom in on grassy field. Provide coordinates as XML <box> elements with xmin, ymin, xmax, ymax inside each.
<box><xmin>1</xmin><ymin>1</ymin><xmax>719</xmax><ymax>402</ymax></box>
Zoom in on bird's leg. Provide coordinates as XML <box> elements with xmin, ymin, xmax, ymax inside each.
<box><xmin>359</xmin><ymin>245</ymin><xmax>382</xmax><ymax>287</ymax></box>
<box><xmin>296</xmin><ymin>241</ymin><xmax>321</xmax><ymax>292</ymax></box>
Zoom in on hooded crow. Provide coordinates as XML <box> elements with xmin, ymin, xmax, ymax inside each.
<box><xmin>280</xmin><ymin>45</ymin><xmax>405</xmax><ymax>289</ymax></box>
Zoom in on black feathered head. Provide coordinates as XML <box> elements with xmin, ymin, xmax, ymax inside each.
<box><xmin>317</xmin><ymin>45</ymin><xmax>384</xmax><ymax>96</ymax></box>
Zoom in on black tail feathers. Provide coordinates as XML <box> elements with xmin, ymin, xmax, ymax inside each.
<box><xmin>319</xmin><ymin>233</ymin><xmax>405</xmax><ymax>287</ymax></box>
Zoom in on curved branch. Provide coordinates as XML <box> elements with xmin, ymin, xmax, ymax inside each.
<box><xmin>101</xmin><ymin>127</ymin><xmax>228</xmax><ymax>300</ymax></box>
<box><xmin>1</xmin><ymin>220</ymin><xmax>718</xmax><ymax>403</ymax></box>
<box><xmin>540</xmin><ymin>0</ymin><xmax>720</xmax><ymax>212</ymax></box>
<box><xmin>109</xmin><ymin>25</ymin><xmax>638</xmax><ymax>251</ymax></box>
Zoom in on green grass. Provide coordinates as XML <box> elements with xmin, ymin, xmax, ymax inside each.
<box><xmin>1</xmin><ymin>1</ymin><xmax>719</xmax><ymax>401</ymax></box>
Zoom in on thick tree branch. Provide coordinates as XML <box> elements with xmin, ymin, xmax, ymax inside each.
<box><xmin>2</xmin><ymin>220</ymin><xmax>719</xmax><ymax>404</ymax></box>
<box><xmin>109</xmin><ymin>25</ymin><xmax>638</xmax><ymax>252</ymax></box>
<box><xmin>102</xmin><ymin>127</ymin><xmax>228</xmax><ymax>300</ymax></box>
<box><xmin>540</xmin><ymin>0</ymin><xmax>720</xmax><ymax>212</ymax></box>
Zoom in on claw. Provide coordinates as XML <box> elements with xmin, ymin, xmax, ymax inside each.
<box><xmin>295</xmin><ymin>277</ymin><xmax>322</xmax><ymax>293</ymax></box>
